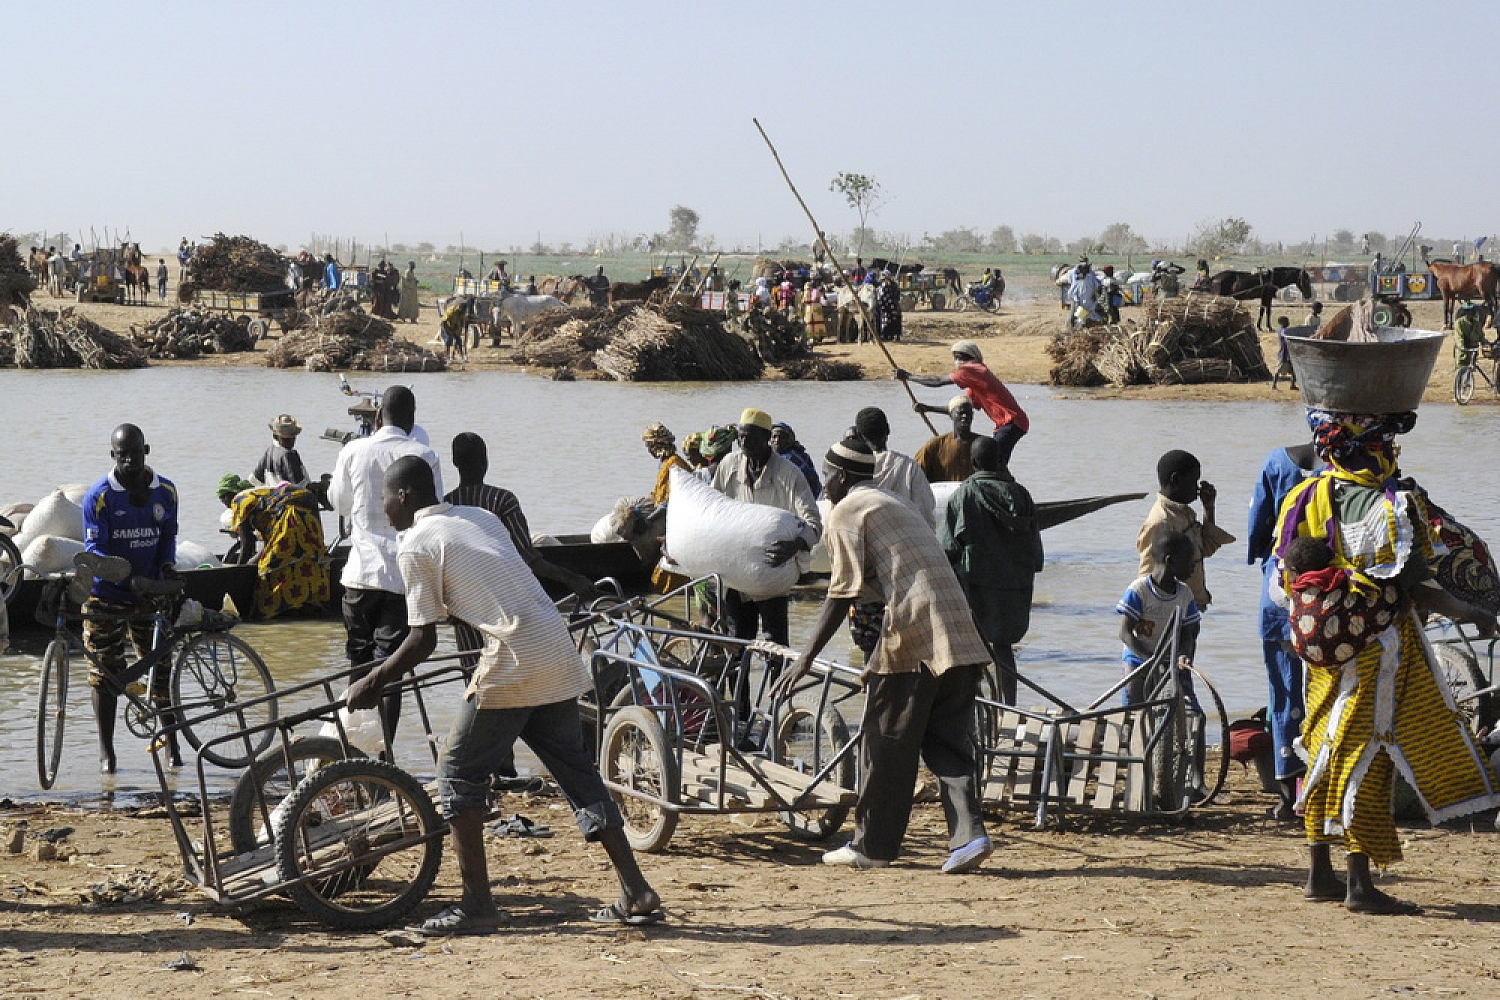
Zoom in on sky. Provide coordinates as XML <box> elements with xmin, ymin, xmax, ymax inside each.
<box><xmin>7</xmin><ymin>0</ymin><xmax>1497</xmax><ymax>254</ymax></box>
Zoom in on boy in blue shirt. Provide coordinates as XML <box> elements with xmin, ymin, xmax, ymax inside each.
<box><xmin>1117</xmin><ymin>530</ymin><xmax>1200</xmax><ymax>706</ymax></box>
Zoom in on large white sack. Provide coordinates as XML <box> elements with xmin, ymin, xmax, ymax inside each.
<box><xmin>664</xmin><ymin>467</ymin><xmax>801</xmax><ymax>600</ymax></box>
<box><xmin>930</xmin><ymin>481</ymin><xmax>962</xmax><ymax>525</ymax></box>
<box><xmin>59</xmin><ymin>483</ymin><xmax>89</xmax><ymax>505</ymax></box>
<box><xmin>0</xmin><ymin>502</ymin><xmax>33</xmax><ymax>537</ymax></box>
<box><xmin>16</xmin><ymin>489</ymin><xmax>84</xmax><ymax>550</ymax></box>
<box><xmin>20</xmin><ymin>535</ymin><xmax>86</xmax><ymax>577</ymax></box>
<box><xmin>176</xmin><ymin>539</ymin><xmax>222</xmax><ymax>570</ymax></box>
<box><xmin>590</xmin><ymin>513</ymin><xmax>624</xmax><ymax>544</ymax></box>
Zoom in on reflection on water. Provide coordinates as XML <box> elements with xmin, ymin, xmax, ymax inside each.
<box><xmin>3</xmin><ymin>367</ymin><xmax>1498</xmax><ymax>799</ymax></box>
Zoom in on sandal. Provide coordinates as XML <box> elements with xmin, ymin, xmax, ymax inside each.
<box><xmin>486</xmin><ymin>814</ymin><xmax>554</xmax><ymax>838</ymax></box>
<box><xmin>589</xmin><ymin>901</ymin><xmax>665</xmax><ymax>927</ymax></box>
<box><xmin>413</xmin><ymin>904</ymin><xmax>505</xmax><ymax>936</ymax></box>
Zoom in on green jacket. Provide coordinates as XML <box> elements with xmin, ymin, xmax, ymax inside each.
<box><xmin>939</xmin><ymin>471</ymin><xmax>1044</xmax><ymax>590</ymax></box>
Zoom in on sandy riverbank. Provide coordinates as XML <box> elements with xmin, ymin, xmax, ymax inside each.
<box><xmin>2</xmin><ymin>766</ymin><xmax>1499</xmax><ymax>999</ymax></box>
<box><xmin>28</xmin><ymin>294</ymin><xmax>1488</xmax><ymax>407</ymax></box>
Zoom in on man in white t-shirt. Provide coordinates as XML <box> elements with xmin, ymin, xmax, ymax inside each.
<box><xmin>348</xmin><ymin>456</ymin><xmax>661</xmax><ymax>935</ymax></box>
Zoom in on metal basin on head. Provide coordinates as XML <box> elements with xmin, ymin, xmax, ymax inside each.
<box><xmin>1285</xmin><ymin>327</ymin><xmax>1445</xmax><ymax>413</ymax></box>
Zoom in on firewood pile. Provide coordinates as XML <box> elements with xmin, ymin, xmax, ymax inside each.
<box><xmin>130</xmin><ymin>308</ymin><xmax>259</xmax><ymax>359</ymax></box>
<box><xmin>180</xmin><ymin>233</ymin><xmax>285</xmax><ymax>296</ymax></box>
<box><xmin>0</xmin><ymin>308</ymin><xmax>146</xmax><ymax>369</ymax></box>
<box><xmin>263</xmin><ymin>306</ymin><xmax>445</xmax><ymax>372</ymax></box>
<box><xmin>778</xmin><ymin>358</ymin><xmax>863</xmax><ymax>381</ymax></box>
<box><xmin>510</xmin><ymin>302</ymin><xmax>765</xmax><ymax>381</ymax></box>
<box><xmin>733</xmin><ymin>307</ymin><xmax>809</xmax><ymax>363</ymax></box>
<box><xmin>1048</xmin><ymin>292</ymin><xmax>1269</xmax><ymax>387</ymax></box>
<box><xmin>0</xmin><ymin>234</ymin><xmax>37</xmax><ymax>321</ymax></box>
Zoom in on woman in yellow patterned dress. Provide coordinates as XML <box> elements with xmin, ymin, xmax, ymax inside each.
<box><xmin>1274</xmin><ymin>410</ymin><xmax>1499</xmax><ymax>914</ymax></box>
<box><xmin>222</xmin><ymin>476</ymin><xmax>330</xmax><ymax>618</ymax></box>
<box><xmin>641</xmin><ymin>423</ymin><xmax>691</xmax><ymax>593</ymax></box>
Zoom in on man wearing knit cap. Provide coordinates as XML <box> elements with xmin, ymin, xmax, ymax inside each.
<box><xmin>896</xmin><ymin>340</ymin><xmax>1029</xmax><ymax>467</ymax></box>
<box><xmin>710</xmin><ymin>407</ymin><xmax>822</xmax><ymax>649</ymax></box>
<box><xmin>773</xmin><ymin>433</ymin><xmax>993</xmax><ymax>874</ymax></box>
<box><xmin>914</xmin><ymin>396</ymin><xmax>980</xmax><ymax>484</ymax></box>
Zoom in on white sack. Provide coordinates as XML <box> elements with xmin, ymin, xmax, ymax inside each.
<box><xmin>16</xmin><ymin>489</ymin><xmax>84</xmax><ymax>550</ymax></box>
<box><xmin>590</xmin><ymin>513</ymin><xmax>624</xmax><ymax>544</ymax></box>
<box><xmin>664</xmin><ymin>467</ymin><xmax>801</xmax><ymax>600</ymax></box>
<box><xmin>0</xmin><ymin>502</ymin><xmax>33</xmax><ymax>537</ymax></box>
<box><xmin>59</xmin><ymin>484</ymin><xmax>88</xmax><ymax>505</ymax></box>
<box><xmin>175</xmin><ymin>539</ymin><xmax>222</xmax><ymax>570</ymax></box>
<box><xmin>20</xmin><ymin>535</ymin><xmax>86</xmax><ymax>577</ymax></box>
<box><xmin>930</xmin><ymin>480</ymin><xmax>962</xmax><ymax>525</ymax></box>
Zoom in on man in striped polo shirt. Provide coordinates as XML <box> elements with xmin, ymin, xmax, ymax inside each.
<box><xmin>347</xmin><ymin>456</ymin><xmax>661</xmax><ymax>934</ymax></box>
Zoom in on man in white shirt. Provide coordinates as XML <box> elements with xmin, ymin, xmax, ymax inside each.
<box><xmin>328</xmin><ymin>386</ymin><xmax>442</xmax><ymax>744</ymax></box>
<box><xmin>709</xmin><ymin>407</ymin><xmax>821</xmax><ymax>647</ymax></box>
<box><xmin>348</xmin><ymin>456</ymin><xmax>661</xmax><ymax>934</ymax></box>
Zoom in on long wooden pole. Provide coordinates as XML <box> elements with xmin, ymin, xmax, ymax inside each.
<box><xmin>752</xmin><ymin>118</ymin><xmax>936</xmax><ymax>434</ymax></box>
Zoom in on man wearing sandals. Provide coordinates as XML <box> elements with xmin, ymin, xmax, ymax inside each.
<box><xmin>347</xmin><ymin>456</ymin><xmax>662</xmax><ymax>934</ymax></box>
<box><xmin>81</xmin><ymin>423</ymin><xmax>179</xmax><ymax>774</ymax></box>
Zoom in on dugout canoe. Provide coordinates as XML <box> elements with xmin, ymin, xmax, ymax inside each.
<box><xmin>1036</xmin><ymin>493</ymin><xmax>1147</xmax><ymax>531</ymax></box>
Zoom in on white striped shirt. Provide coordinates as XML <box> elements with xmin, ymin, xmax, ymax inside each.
<box><xmin>399</xmin><ymin>503</ymin><xmax>587</xmax><ymax>709</ymax></box>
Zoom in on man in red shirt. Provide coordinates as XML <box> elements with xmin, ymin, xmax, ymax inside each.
<box><xmin>896</xmin><ymin>340</ymin><xmax>1029</xmax><ymax>465</ymax></box>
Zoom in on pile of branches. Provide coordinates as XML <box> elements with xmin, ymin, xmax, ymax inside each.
<box><xmin>0</xmin><ymin>307</ymin><xmax>146</xmax><ymax>369</ymax></box>
<box><xmin>512</xmin><ymin>302</ymin><xmax>763</xmax><ymax>381</ymax></box>
<box><xmin>778</xmin><ymin>358</ymin><xmax>863</xmax><ymax>381</ymax></box>
<box><xmin>264</xmin><ymin>306</ymin><xmax>444</xmax><ymax>372</ymax></box>
<box><xmin>0</xmin><ymin>234</ymin><xmax>36</xmax><ymax>320</ymax></box>
<box><xmin>182</xmin><ymin>233</ymin><xmax>284</xmax><ymax>294</ymax></box>
<box><xmin>735</xmin><ymin>308</ymin><xmax>809</xmax><ymax>363</ymax></box>
<box><xmin>1048</xmin><ymin>293</ymin><xmax>1269</xmax><ymax>387</ymax></box>
<box><xmin>131</xmin><ymin>308</ymin><xmax>258</xmax><ymax>359</ymax></box>
<box><xmin>753</xmin><ymin>257</ymin><xmax>809</xmax><ymax>279</ymax></box>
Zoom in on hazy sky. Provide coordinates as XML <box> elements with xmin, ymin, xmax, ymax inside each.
<box><xmin>9</xmin><ymin>0</ymin><xmax>1495</xmax><ymax>253</ymax></box>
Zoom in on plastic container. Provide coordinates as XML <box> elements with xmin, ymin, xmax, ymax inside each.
<box><xmin>1284</xmin><ymin>327</ymin><xmax>1445</xmax><ymax>412</ymax></box>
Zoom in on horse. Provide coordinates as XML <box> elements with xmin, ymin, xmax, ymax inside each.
<box><xmin>29</xmin><ymin>248</ymin><xmax>49</xmax><ymax>286</ymax></box>
<box><xmin>537</xmin><ymin>275</ymin><xmax>589</xmax><ymax>305</ymax></box>
<box><xmin>1429</xmin><ymin>260</ymin><xmax>1499</xmax><ymax>329</ymax></box>
<box><xmin>122</xmin><ymin>262</ymin><xmax>152</xmax><ymax>304</ymax></box>
<box><xmin>1203</xmin><ymin>266</ymin><xmax>1314</xmax><ymax>330</ymax></box>
<box><xmin>607</xmin><ymin>274</ymin><xmax>670</xmax><ymax>306</ymax></box>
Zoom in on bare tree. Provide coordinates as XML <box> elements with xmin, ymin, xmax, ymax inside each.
<box><xmin>829</xmin><ymin>172</ymin><xmax>885</xmax><ymax>257</ymax></box>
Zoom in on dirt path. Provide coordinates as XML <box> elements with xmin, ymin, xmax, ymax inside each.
<box><xmin>3</xmin><ymin>766</ymin><xmax>1499</xmax><ymax>999</ymax></box>
<box><xmin>34</xmin><ymin>294</ymin><xmax>1487</xmax><ymax>407</ymax></box>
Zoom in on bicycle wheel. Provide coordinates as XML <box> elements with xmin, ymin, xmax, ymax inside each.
<box><xmin>771</xmin><ymin>706</ymin><xmax>854</xmax><ymax>840</ymax></box>
<box><xmin>600</xmin><ymin>705</ymin><xmax>679</xmax><ymax>852</ymax></box>
<box><xmin>1455</xmin><ymin>365</ymin><xmax>1475</xmax><ymax>405</ymax></box>
<box><xmin>0</xmin><ymin>532</ymin><xmax>21</xmax><ymax>606</ymax></box>
<box><xmin>955</xmin><ymin>294</ymin><xmax>971</xmax><ymax>313</ymax></box>
<box><xmin>227</xmin><ymin>736</ymin><xmax>367</xmax><ymax>855</ymax></box>
<box><xmin>1185</xmin><ymin>666</ymin><xmax>1230</xmax><ymax>807</ymax></box>
<box><xmin>172</xmin><ymin>632</ymin><xmax>277</xmax><ymax>768</ymax></box>
<box><xmin>1141</xmin><ymin>661</ymin><xmax>1192</xmax><ymax>814</ymax></box>
<box><xmin>35</xmin><ymin>640</ymin><xmax>71</xmax><ymax>789</ymax></box>
<box><xmin>272</xmin><ymin>758</ymin><xmax>444</xmax><ymax>931</ymax></box>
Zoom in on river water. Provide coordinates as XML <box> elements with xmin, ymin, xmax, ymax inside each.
<box><xmin>3</xmin><ymin>366</ymin><xmax>1498</xmax><ymax>801</ymax></box>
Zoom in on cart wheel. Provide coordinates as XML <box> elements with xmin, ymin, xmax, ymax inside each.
<box><xmin>246</xmin><ymin>318</ymin><xmax>269</xmax><ymax>341</ymax></box>
<box><xmin>1455</xmin><ymin>366</ymin><xmax>1475</xmax><ymax>405</ymax></box>
<box><xmin>984</xmin><ymin>296</ymin><xmax>1002</xmax><ymax>314</ymax></box>
<box><xmin>899</xmin><ymin>293</ymin><xmax>916</xmax><ymax>312</ymax></box>
<box><xmin>1396</xmin><ymin>303</ymin><xmax>1412</xmax><ymax>327</ymax></box>
<box><xmin>235</xmin><ymin>314</ymin><xmax>252</xmax><ymax>327</ymax></box>
<box><xmin>172</xmin><ymin>632</ymin><xmax>277</xmax><ymax>768</ymax></box>
<box><xmin>1371</xmin><ymin>304</ymin><xmax>1395</xmax><ymax>327</ymax></box>
<box><xmin>227</xmin><ymin>737</ymin><xmax>367</xmax><ymax>855</ymax></box>
<box><xmin>1433</xmin><ymin>641</ymin><xmax>1494</xmax><ymax>734</ymax></box>
<box><xmin>771</xmin><ymin>706</ymin><xmax>853</xmax><ymax>840</ymax></box>
<box><xmin>929</xmin><ymin>293</ymin><xmax>945</xmax><ymax>312</ymax></box>
<box><xmin>35</xmin><ymin>640</ymin><xmax>71</xmax><ymax>790</ymax></box>
<box><xmin>0</xmin><ymin>532</ymin><xmax>21</xmax><ymax>606</ymax></box>
<box><xmin>1185</xmin><ymin>666</ymin><xmax>1230</xmax><ymax>807</ymax></box>
<box><xmin>955</xmin><ymin>295</ymin><xmax>971</xmax><ymax>313</ymax></box>
<box><xmin>272</xmin><ymin>758</ymin><xmax>444</xmax><ymax>930</ymax></box>
<box><xmin>600</xmin><ymin>705</ymin><xmax>679</xmax><ymax>852</ymax></box>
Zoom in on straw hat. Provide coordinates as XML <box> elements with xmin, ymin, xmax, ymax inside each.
<box><xmin>269</xmin><ymin>414</ymin><xmax>302</xmax><ymax>437</ymax></box>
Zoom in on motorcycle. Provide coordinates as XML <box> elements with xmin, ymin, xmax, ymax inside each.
<box><xmin>956</xmin><ymin>280</ymin><xmax>1002</xmax><ymax>314</ymax></box>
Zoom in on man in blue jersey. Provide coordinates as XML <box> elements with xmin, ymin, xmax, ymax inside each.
<box><xmin>82</xmin><ymin>424</ymin><xmax>180</xmax><ymax>774</ymax></box>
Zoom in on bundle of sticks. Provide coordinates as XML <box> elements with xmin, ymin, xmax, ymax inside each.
<box><xmin>1</xmin><ymin>308</ymin><xmax>146</xmax><ymax>369</ymax></box>
<box><xmin>512</xmin><ymin>302</ymin><xmax>765</xmax><ymax>381</ymax></box>
<box><xmin>1048</xmin><ymin>292</ymin><xmax>1268</xmax><ymax>387</ymax></box>
<box><xmin>183</xmin><ymin>233</ymin><xmax>285</xmax><ymax>293</ymax></box>
<box><xmin>131</xmin><ymin>309</ymin><xmax>258</xmax><ymax>359</ymax></box>
<box><xmin>264</xmin><ymin>307</ymin><xmax>444</xmax><ymax>372</ymax></box>
<box><xmin>0</xmin><ymin>234</ymin><xmax>37</xmax><ymax>321</ymax></box>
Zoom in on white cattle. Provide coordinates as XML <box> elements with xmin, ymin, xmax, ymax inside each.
<box><xmin>834</xmin><ymin>283</ymin><xmax>877</xmax><ymax>342</ymax></box>
<box><xmin>492</xmin><ymin>293</ymin><xmax>566</xmax><ymax>341</ymax></box>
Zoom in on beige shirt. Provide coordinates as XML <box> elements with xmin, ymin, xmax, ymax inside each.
<box><xmin>874</xmin><ymin>450</ymin><xmax>936</xmax><ymax>529</ymax></box>
<box><xmin>399</xmin><ymin>503</ymin><xmax>588</xmax><ymax>709</ymax></box>
<box><xmin>825</xmin><ymin>483</ymin><xmax>989</xmax><ymax>676</ymax></box>
<box><xmin>1136</xmin><ymin>494</ymin><xmax>1236</xmax><ymax>610</ymax></box>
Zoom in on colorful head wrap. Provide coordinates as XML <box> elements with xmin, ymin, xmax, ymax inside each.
<box><xmin>825</xmin><ymin>434</ymin><xmax>876</xmax><ymax>476</ymax></box>
<box><xmin>682</xmin><ymin>431</ymin><xmax>704</xmax><ymax>453</ymax></box>
<box><xmin>641</xmin><ymin>422</ymin><xmax>675</xmax><ymax>449</ymax></box>
<box><xmin>1306</xmin><ymin>408</ymin><xmax>1415</xmax><ymax>479</ymax></box>
<box><xmin>217</xmin><ymin>473</ymin><xmax>253</xmax><ymax>498</ymax></box>
<box><xmin>701</xmin><ymin>425</ymin><xmax>739</xmax><ymax>462</ymax></box>
<box><xmin>951</xmin><ymin>340</ymin><xmax>983</xmax><ymax>363</ymax></box>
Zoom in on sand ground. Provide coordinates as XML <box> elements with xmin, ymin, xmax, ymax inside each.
<box><xmin>2</xmin><ymin>766</ymin><xmax>1499</xmax><ymax>1000</ymax></box>
<box><xmin>30</xmin><ymin>290</ymin><xmax>1489</xmax><ymax>407</ymax></box>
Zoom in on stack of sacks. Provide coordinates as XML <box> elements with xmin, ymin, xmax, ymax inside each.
<box><xmin>12</xmin><ymin>485</ymin><xmax>220</xmax><ymax>577</ymax></box>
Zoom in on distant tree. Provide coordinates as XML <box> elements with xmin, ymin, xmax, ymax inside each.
<box><xmin>1190</xmin><ymin>217</ymin><xmax>1253</xmax><ymax>257</ymax></box>
<box><xmin>1364</xmin><ymin>231</ymin><xmax>1388</xmax><ymax>254</ymax></box>
<box><xmin>1098</xmin><ymin>222</ymin><xmax>1148</xmax><ymax>254</ymax></box>
<box><xmin>829</xmin><ymin>172</ymin><xmax>885</xmax><ymax>256</ymax></box>
<box><xmin>1330</xmin><ymin>228</ymin><xmax>1356</xmax><ymax>253</ymax></box>
<box><xmin>988</xmin><ymin>225</ymin><xmax>1016</xmax><ymax>253</ymax></box>
<box><xmin>924</xmin><ymin>228</ymin><xmax>984</xmax><ymax>253</ymax></box>
<box><xmin>655</xmin><ymin>205</ymin><xmax>700</xmax><ymax>250</ymax></box>
<box><xmin>1019</xmin><ymin>233</ymin><xmax>1048</xmax><ymax>254</ymax></box>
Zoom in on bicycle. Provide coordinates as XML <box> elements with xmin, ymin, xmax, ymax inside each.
<box><xmin>34</xmin><ymin>552</ymin><xmax>278</xmax><ymax>788</ymax></box>
<box><xmin>1453</xmin><ymin>341</ymin><xmax>1500</xmax><ymax>405</ymax></box>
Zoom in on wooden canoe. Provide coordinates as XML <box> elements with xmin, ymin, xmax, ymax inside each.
<box><xmin>1036</xmin><ymin>493</ymin><xmax>1147</xmax><ymax>531</ymax></box>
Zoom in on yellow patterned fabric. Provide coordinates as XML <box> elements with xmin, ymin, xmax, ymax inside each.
<box><xmin>649</xmin><ymin>454</ymin><xmax>692</xmax><ymax>593</ymax></box>
<box><xmin>1284</xmin><ymin>478</ymin><xmax>1500</xmax><ymax>866</ymax></box>
<box><xmin>230</xmin><ymin>485</ymin><xmax>331</xmax><ymax>618</ymax></box>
